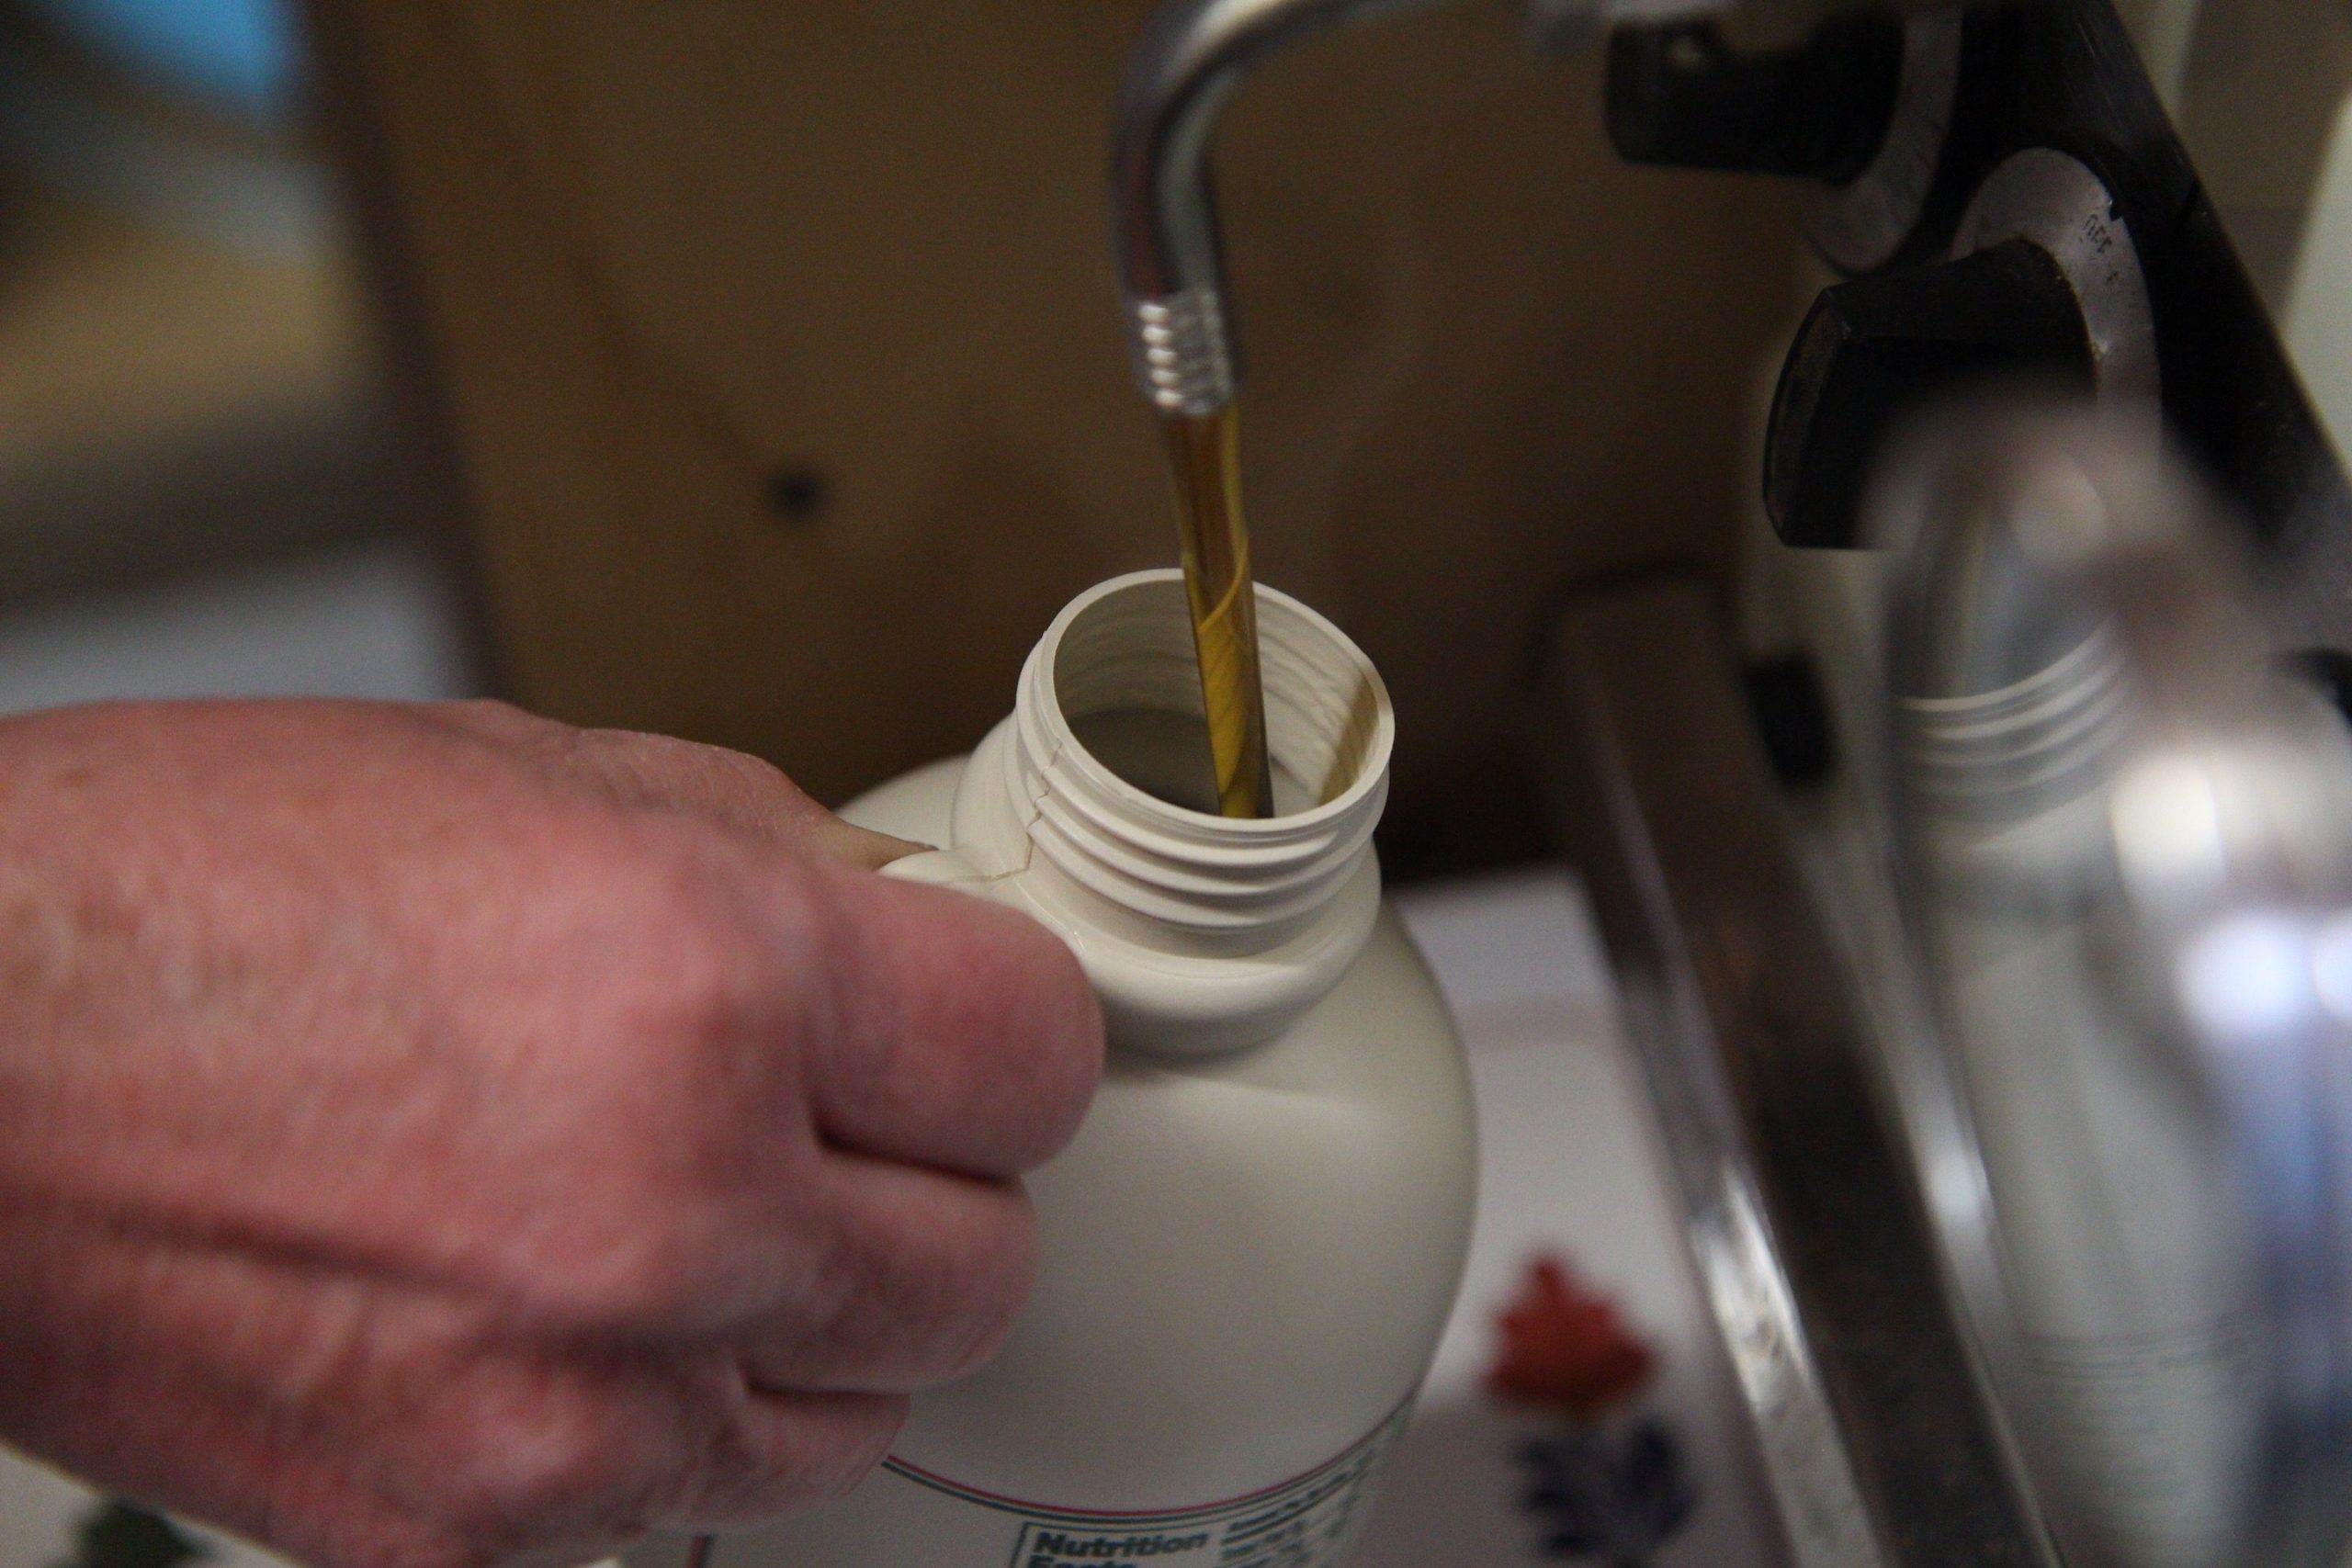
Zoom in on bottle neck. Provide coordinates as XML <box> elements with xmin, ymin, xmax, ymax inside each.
<box><xmin>954</xmin><ymin>570</ymin><xmax>1394</xmax><ymax>1054</ymax></box>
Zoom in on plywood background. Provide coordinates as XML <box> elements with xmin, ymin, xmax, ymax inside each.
<box><xmin>308</xmin><ymin>0</ymin><xmax>1801</xmax><ymax>874</ymax></box>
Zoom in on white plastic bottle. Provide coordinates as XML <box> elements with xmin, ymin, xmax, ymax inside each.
<box><xmin>702</xmin><ymin>570</ymin><xmax>1476</xmax><ymax>1568</ymax></box>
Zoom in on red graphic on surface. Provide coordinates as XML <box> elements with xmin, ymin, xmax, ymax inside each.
<box><xmin>1485</xmin><ymin>1254</ymin><xmax>1656</xmax><ymax>1419</ymax></box>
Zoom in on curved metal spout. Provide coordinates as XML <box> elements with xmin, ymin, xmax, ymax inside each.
<box><xmin>1108</xmin><ymin>0</ymin><xmax>1959</xmax><ymax>414</ymax></box>
<box><xmin>1113</xmin><ymin>0</ymin><xmax>1452</xmax><ymax>416</ymax></box>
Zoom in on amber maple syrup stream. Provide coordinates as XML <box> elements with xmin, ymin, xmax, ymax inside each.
<box><xmin>1161</xmin><ymin>404</ymin><xmax>1274</xmax><ymax>818</ymax></box>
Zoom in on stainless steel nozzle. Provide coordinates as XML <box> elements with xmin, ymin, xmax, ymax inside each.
<box><xmin>1112</xmin><ymin>0</ymin><xmax>1448</xmax><ymax>417</ymax></box>
<box><xmin>1109</xmin><ymin>0</ymin><xmax>1980</xmax><ymax>417</ymax></box>
<box><xmin>1105</xmin><ymin>0</ymin><xmax>1730</xmax><ymax>417</ymax></box>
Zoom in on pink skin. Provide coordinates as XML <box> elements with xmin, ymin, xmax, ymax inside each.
<box><xmin>0</xmin><ymin>699</ymin><xmax>1103</xmax><ymax>1568</ymax></box>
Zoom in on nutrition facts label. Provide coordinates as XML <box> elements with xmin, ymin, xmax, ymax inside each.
<box><xmin>883</xmin><ymin>1404</ymin><xmax>1411</xmax><ymax>1568</ymax></box>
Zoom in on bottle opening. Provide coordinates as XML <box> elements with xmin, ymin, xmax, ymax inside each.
<box><xmin>1048</xmin><ymin>575</ymin><xmax>1386</xmax><ymax>823</ymax></box>
<box><xmin>991</xmin><ymin>570</ymin><xmax>1392</xmax><ymax>1035</ymax></box>
<box><xmin>1068</xmin><ymin>708</ymin><xmax>1318</xmax><ymax>815</ymax></box>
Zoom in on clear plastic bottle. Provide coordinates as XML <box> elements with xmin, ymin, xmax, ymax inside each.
<box><xmin>1904</xmin><ymin>627</ymin><xmax>2260</xmax><ymax>1568</ymax></box>
<box><xmin>701</xmin><ymin>570</ymin><xmax>1476</xmax><ymax>1568</ymax></box>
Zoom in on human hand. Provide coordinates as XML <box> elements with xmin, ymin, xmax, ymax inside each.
<box><xmin>0</xmin><ymin>700</ymin><xmax>1102</xmax><ymax>1568</ymax></box>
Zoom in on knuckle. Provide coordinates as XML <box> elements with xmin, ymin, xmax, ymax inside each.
<box><xmin>435</xmin><ymin>698</ymin><xmax>559</xmax><ymax>750</ymax></box>
<box><xmin>368</xmin><ymin>1372</ymin><xmax>648</xmax><ymax>1568</ymax></box>
<box><xmin>533</xmin><ymin>1224</ymin><xmax>729</xmax><ymax>1331</ymax></box>
<box><xmin>477</xmin><ymin>1380</ymin><xmax>643</xmax><ymax>1525</ymax></box>
<box><xmin>356</xmin><ymin>1528</ymin><xmax>503</xmax><ymax>1568</ymax></box>
<box><xmin>938</xmin><ymin>1192</ymin><xmax>1040</xmax><ymax>1380</ymax></box>
<box><xmin>449</xmin><ymin>697</ymin><xmax>537</xmax><ymax>728</ymax></box>
<box><xmin>663</xmin><ymin>1387</ymin><xmax>906</xmax><ymax>1529</ymax></box>
<box><xmin>811</xmin><ymin>1395</ymin><xmax>909</xmax><ymax>1504</ymax></box>
<box><xmin>816</xmin><ymin>1183</ymin><xmax>1037</xmax><ymax>1387</ymax></box>
<box><xmin>577</xmin><ymin>833</ymin><xmax>786</xmax><ymax>1122</ymax></box>
<box><xmin>611</xmin><ymin>843</ymin><xmax>765</xmax><ymax>1019</ymax></box>
<box><xmin>516</xmin><ymin>1133</ymin><xmax>815</xmax><ymax>1335</ymax></box>
<box><xmin>516</xmin><ymin>833</ymin><xmax>823</xmax><ymax>1331</ymax></box>
<box><xmin>1000</xmin><ymin>932</ymin><xmax>1104</xmax><ymax>1164</ymax></box>
<box><xmin>266</xmin><ymin>1506</ymin><xmax>473</xmax><ymax>1568</ymax></box>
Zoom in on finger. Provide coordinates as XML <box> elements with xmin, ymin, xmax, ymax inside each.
<box><xmin>649</xmin><ymin>1354</ymin><xmax>912</xmax><ymax>1532</ymax></box>
<box><xmin>805</xmin><ymin>863</ymin><xmax>1103</xmax><ymax>1180</ymax></box>
<box><xmin>737</xmin><ymin>1150</ymin><xmax>1037</xmax><ymax>1395</ymax></box>
<box><xmin>661</xmin><ymin>1382</ymin><xmax>907</xmax><ymax>1530</ymax></box>
<box><xmin>365</xmin><ymin>1338</ymin><xmax>904</xmax><ymax>1546</ymax></box>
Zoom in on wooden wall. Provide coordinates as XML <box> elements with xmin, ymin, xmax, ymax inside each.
<box><xmin>309</xmin><ymin>0</ymin><xmax>1800</xmax><ymax>875</ymax></box>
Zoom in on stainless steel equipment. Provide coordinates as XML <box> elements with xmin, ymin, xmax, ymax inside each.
<box><xmin>1876</xmin><ymin>405</ymin><xmax>2352</xmax><ymax>1568</ymax></box>
<box><xmin>1563</xmin><ymin>2</ymin><xmax>2352</xmax><ymax>1560</ymax></box>
<box><xmin>1110</xmin><ymin>0</ymin><xmax>1968</xmax><ymax>418</ymax></box>
<box><xmin>1110</xmin><ymin>0</ymin><xmax>2352</xmax><ymax>1563</ymax></box>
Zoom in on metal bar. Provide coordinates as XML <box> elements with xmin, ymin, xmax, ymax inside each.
<box><xmin>1534</xmin><ymin>576</ymin><xmax>2051</xmax><ymax>1568</ymax></box>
